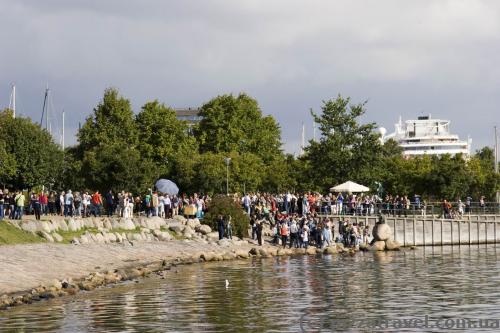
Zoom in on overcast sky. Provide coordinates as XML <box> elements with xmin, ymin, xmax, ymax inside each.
<box><xmin>1</xmin><ymin>0</ymin><xmax>499</xmax><ymax>154</ymax></box>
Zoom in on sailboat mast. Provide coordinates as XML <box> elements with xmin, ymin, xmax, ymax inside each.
<box><xmin>300</xmin><ymin>122</ymin><xmax>305</xmax><ymax>156</ymax></box>
<box><xmin>41</xmin><ymin>88</ymin><xmax>49</xmax><ymax>128</ymax></box>
<box><xmin>62</xmin><ymin>109</ymin><xmax>65</xmax><ymax>150</ymax></box>
<box><xmin>495</xmin><ymin>126</ymin><xmax>499</xmax><ymax>204</ymax></box>
<box><xmin>8</xmin><ymin>84</ymin><xmax>16</xmax><ymax>118</ymax></box>
<box><xmin>12</xmin><ymin>85</ymin><xmax>15</xmax><ymax>118</ymax></box>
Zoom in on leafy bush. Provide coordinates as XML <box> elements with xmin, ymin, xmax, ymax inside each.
<box><xmin>203</xmin><ymin>195</ymin><xmax>249</xmax><ymax>238</ymax></box>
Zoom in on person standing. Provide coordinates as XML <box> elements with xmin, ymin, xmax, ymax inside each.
<box><xmin>152</xmin><ymin>192</ymin><xmax>159</xmax><ymax>217</ymax></box>
<box><xmin>58</xmin><ymin>191</ymin><xmax>65</xmax><ymax>216</ymax></box>
<box><xmin>289</xmin><ymin>219</ymin><xmax>299</xmax><ymax>248</ymax></box>
<box><xmin>92</xmin><ymin>191</ymin><xmax>103</xmax><ymax>217</ymax></box>
<box><xmin>39</xmin><ymin>191</ymin><xmax>48</xmax><ymax>216</ymax></box>
<box><xmin>48</xmin><ymin>191</ymin><xmax>56</xmax><ymax>215</ymax></box>
<box><xmin>256</xmin><ymin>220</ymin><xmax>263</xmax><ymax>246</ymax></box>
<box><xmin>33</xmin><ymin>193</ymin><xmax>41</xmax><ymax>220</ymax></box>
<box><xmin>14</xmin><ymin>191</ymin><xmax>25</xmax><ymax>220</ymax></box>
<box><xmin>217</xmin><ymin>215</ymin><xmax>225</xmax><ymax>240</ymax></box>
<box><xmin>64</xmin><ymin>190</ymin><xmax>74</xmax><ymax>217</ymax></box>
<box><xmin>280</xmin><ymin>220</ymin><xmax>289</xmax><ymax>248</ymax></box>
<box><xmin>226</xmin><ymin>215</ymin><xmax>233</xmax><ymax>239</ymax></box>
<box><xmin>105</xmin><ymin>190</ymin><xmax>114</xmax><ymax>217</ymax></box>
<box><xmin>0</xmin><ymin>190</ymin><xmax>4</xmax><ymax>220</ymax></box>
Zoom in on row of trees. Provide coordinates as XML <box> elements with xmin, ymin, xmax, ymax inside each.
<box><xmin>1</xmin><ymin>89</ymin><xmax>499</xmax><ymax>201</ymax></box>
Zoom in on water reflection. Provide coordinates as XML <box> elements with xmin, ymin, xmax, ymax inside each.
<box><xmin>1</xmin><ymin>245</ymin><xmax>499</xmax><ymax>332</ymax></box>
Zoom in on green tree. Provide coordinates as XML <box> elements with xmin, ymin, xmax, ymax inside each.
<box><xmin>136</xmin><ymin>101</ymin><xmax>197</xmax><ymax>178</ymax></box>
<box><xmin>0</xmin><ymin>109</ymin><xmax>63</xmax><ymax>189</ymax></box>
<box><xmin>195</xmin><ymin>93</ymin><xmax>282</xmax><ymax>162</ymax></box>
<box><xmin>76</xmin><ymin>88</ymin><xmax>154</xmax><ymax>193</ymax></box>
<box><xmin>304</xmin><ymin>95</ymin><xmax>384</xmax><ymax>191</ymax></box>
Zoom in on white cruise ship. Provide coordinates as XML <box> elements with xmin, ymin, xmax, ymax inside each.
<box><xmin>381</xmin><ymin>115</ymin><xmax>471</xmax><ymax>157</ymax></box>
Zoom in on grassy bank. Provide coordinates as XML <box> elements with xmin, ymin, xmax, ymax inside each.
<box><xmin>0</xmin><ymin>222</ymin><xmax>45</xmax><ymax>245</ymax></box>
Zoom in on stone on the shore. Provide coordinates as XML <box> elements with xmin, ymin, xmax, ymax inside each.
<box><xmin>114</xmin><ymin>233</ymin><xmax>123</xmax><ymax>243</ymax></box>
<box><xmin>358</xmin><ymin>243</ymin><xmax>369</xmax><ymax>251</ymax></box>
<box><xmin>324</xmin><ymin>246</ymin><xmax>338</xmax><ymax>255</ymax></box>
<box><xmin>79</xmin><ymin>234</ymin><xmax>90</xmax><ymax>244</ymax></box>
<box><xmin>258</xmin><ymin>248</ymin><xmax>270</xmax><ymax>257</ymax></box>
<box><xmin>122</xmin><ymin>219</ymin><xmax>136</xmax><ymax>231</ymax></box>
<box><xmin>236</xmin><ymin>249</ymin><xmax>250</xmax><ymax>259</ymax></box>
<box><xmin>83</xmin><ymin>219</ymin><xmax>94</xmax><ymax>229</ymax></box>
<box><xmin>169</xmin><ymin>223</ymin><xmax>185</xmax><ymax>234</ymax></box>
<box><xmin>106</xmin><ymin>232</ymin><xmax>117</xmax><ymax>243</ymax></box>
<box><xmin>372</xmin><ymin>223</ymin><xmax>392</xmax><ymax>241</ymax></box>
<box><xmin>173</xmin><ymin>215</ymin><xmax>187</xmax><ymax>224</ymax></box>
<box><xmin>186</xmin><ymin>218</ymin><xmax>201</xmax><ymax>230</ymax></box>
<box><xmin>370</xmin><ymin>240</ymin><xmax>386</xmax><ymax>251</ymax></box>
<box><xmin>38</xmin><ymin>231</ymin><xmax>54</xmax><ymax>243</ymax></box>
<box><xmin>67</xmin><ymin>219</ymin><xmax>81</xmax><ymax>232</ymax></box>
<box><xmin>103</xmin><ymin>219</ymin><xmax>113</xmax><ymax>230</ymax></box>
<box><xmin>52</xmin><ymin>232</ymin><xmax>63</xmax><ymax>243</ymax></box>
<box><xmin>55</xmin><ymin>220</ymin><xmax>69</xmax><ymax>232</ymax></box>
<box><xmin>93</xmin><ymin>218</ymin><xmax>104</xmax><ymax>229</ymax></box>
<box><xmin>385</xmin><ymin>239</ymin><xmax>401</xmax><ymax>251</ymax></box>
<box><xmin>196</xmin><ymin>224</ymin><xmax>212</xmax><ymax>235</ymax></box>
<box><xmin>20</xmin><ymin>221</ymin><xmax>38</xmax><ymax>233</ymax></box>
<box><xmin>200</xmin><ymin>252</ymin><xmax>214</xmax><ymax>261</ymax></box>
<box><xmin>305</xmin><ymin>247</ymin><xmax>317</xmax><ymax>255</ymax></box>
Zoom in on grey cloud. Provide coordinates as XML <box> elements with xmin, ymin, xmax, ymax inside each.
<box><xmin>1</xmin><ymin>0</ymin><xmax>499</xmax><ymax>153</ymax></box>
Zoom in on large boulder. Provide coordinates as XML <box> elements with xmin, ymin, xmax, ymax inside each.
<box><xmin>323</xmin><ymin>246</ymin><xmax>338</xmax><ymax>255</ymax></box>
<box><xmin>173</xmin><ymin>215</ymin><xmax>187</xmax><ymax>224</ymax></box>
<box><xmin>305</xmin><ymin>247</ymin><xmax>317</xmax><ymax>255</ymax></box>
<box><xmin>183</xmin><ymin>226</ymin><xmax>195</xmax><ymax>238</ymax></box>
<box><xmin>20</xmin><ymin>221</ymin><xmax>38</xmax><ymax>233</ymax></box>
<box><xmin>67</xmin><ymin>219</ymin><xmax>81</xmax><ymax>232</ymax></box>
<box><xmin>385</xmin><ymin>239</ymin><xmax>401</xmax><ymax>251</ymax></box>
<box><xmin>122</xmin><ymin>219</ymin><xmax>136</xmax><ymax>230</ymax></box>
<box><xmin>52</xmin><ymin>232</ymin><xmax>64</xmax><ymax>242</ymax></box>
<box><xmin>83</xmin><ymin>219</ymin><xmax>94</xmax><ymax>229</ymax></box>
<box><xmin>106</xmin><ymin>232</ymin><xmax>117</xmax><ymax>243</ymax></box>
<box><xmin>56</xmin><ymin>219</ymin><xmax>68</xmax><ymax>232</ymax></box>
<box><xmin>114</xmin><ymin>232</ymin><xmax>123</xmax><ymax>243</ymax></box>
<box><xmin>370</xmin><ymin>240</ymin><xmax>386</xmax><ymax>251</ymax></box>
<box><xmin>169</xmin><ymin>223</ymin><xmax>185</xmax><ymax>234</ymax></box>
<box><xmin>145</xmin><ymin>217</ymin><xmax>164</xmax><ymax>230</ymax></box>
<box><xmin>38</xmin><ymin>231</ymin><xmax>54</xmax><ymax>242</ymax></box>
<box><xmin>37</xmin><ymin>221</ymin><xmax>52</xmax><ymax>233</ymax></box>
<box><xmin>93</xmin><ymin>218</ymin><xmax>104</xmax><ymax>229</ymax></box>
<box><xmin>186</xmin><ymin>218</ymin><xmax>201</xmax><ymax>230</ymax></box>
<box><xmin>196</xmin><ymin>224</ymin><xmax>212</xmax><ymax>235</ymax></box>
<box><xmin>79</xmin><ymin>234</ymin><xmax>90</xmax><ymax>244</ymax></box>
<box><xmin>372</xmin><ymin>223</ymin><xmax>392</xmax><ymax>241</ymax></box>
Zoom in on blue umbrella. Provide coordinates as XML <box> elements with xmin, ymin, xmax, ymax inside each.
<box><xmin>155</xmin><ymin>179</ymin><xmax>179</xmax><ymax>195</ymax></box>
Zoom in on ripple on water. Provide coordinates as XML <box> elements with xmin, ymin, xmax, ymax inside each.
<box><xmin>1</xmin><ymin>245</ymin><xmax>500</xmax><ymax>332</ymax></box>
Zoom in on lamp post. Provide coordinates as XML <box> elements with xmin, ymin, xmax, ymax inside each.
<box><xmin>224</xmin><ymin>157</ymin><xmax>231</xmax><ymax>196</ymax></box>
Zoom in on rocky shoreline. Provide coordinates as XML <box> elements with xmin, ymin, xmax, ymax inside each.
<box><xmin>0</xmin><ymin>216</ymin><xmax>403</xmax><ymax>310</ymax></box>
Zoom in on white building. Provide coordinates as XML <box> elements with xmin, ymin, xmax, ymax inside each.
<box><xmin>381</xmin><ymin>115</ymin><xmax>471</xmax><ymax>157</ymax></box>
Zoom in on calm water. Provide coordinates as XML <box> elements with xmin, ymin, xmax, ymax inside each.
<box><xmin>1</xmin><ymin>246</ymin><xmax>500</xmax><ymax>332</ymax></box>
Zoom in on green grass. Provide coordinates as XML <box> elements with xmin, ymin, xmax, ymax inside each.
<box><xmin>0</xmin><ymin>222</ymin><xmax>46</xmax><ymax>245</ymax></box>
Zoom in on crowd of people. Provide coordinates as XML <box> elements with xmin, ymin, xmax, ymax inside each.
<box><xmin>249</xmin><ymin>213</ymin><xmax>371</xmax><ymax>249</ymax></box>
<box><xmin>237</xmin><ymin>192</ymin><xmax>492</xmax><ymax>220</ymax></box>
<box><xmin>0</xmin><ymin>189</ymin><xmax>211</xmax><ymax>221</ymax></box>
